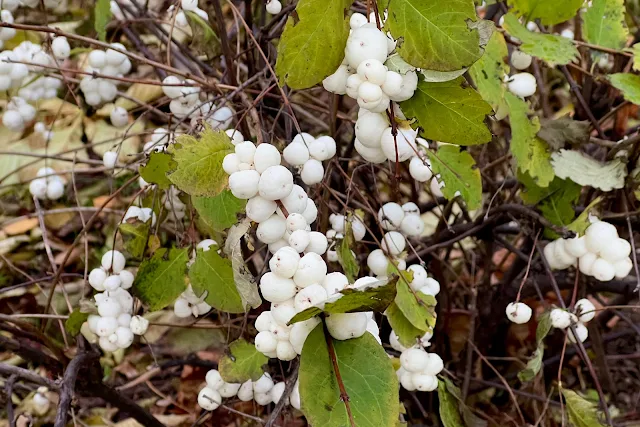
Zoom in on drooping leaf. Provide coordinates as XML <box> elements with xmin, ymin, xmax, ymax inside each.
<box><xmin>223</xmin><ymin>219</ymin><xmax>262</xmax><ymax>309</ymax></box>
<box><xmin>401</xmin><ymin>77</ymin><xmax>493</xmax><ymax>146</ymax></box>
<box><xmin>386</xmin><ymin>302</ymin><xmax>426</xmax><ymax>347</ymax></box>
<box><xmin>551</xmin><ymin>149</ymin><xmax>627</xmax><ymax>192</ymax></box>
<box><xmin>394</xmin><ymin>279</ymin><xmax>437</xmax><ymax>331</ymax></box>
<box><xmin>275</xmin><ymin>0</ymin><xmax>352</xmax><ymax>89</ymax></box>
<box><xmin>507</xmin><ymin>0</ymin><xmax>583</xmax><ymax>25</ymax></box>
<box><xmin>94</xmin><ymin>0</ymin><xmax>112</xmax><ymax>41</ymax></box>
<box><xmin>468</xmin><ymin>30</ymin><xmax>509</xmax><ymax>114</ymax></box>
<box><xmin>336</xmin><ymin>217</ymin><xmax>360</xmax><ymax>282</ymax></box>
<box><xmin>139</xmin><ymin>152</ymin><xmax>176</xmax><ymax>190</ymax></box>
<box><xmin>609</xmin><ymin>73</ymin><xmax>640</xmax><ymax>105</ymax></box>
<box><xmin>537</xmin><ymin>117</ymin><xmax>590</xmax><ymax>150</ymax></box>
<box><xmin>167</xmin><ymin>128</ymin><xmax>233</xmax><ymax>197</ymax></box>
<box><xmin>132</xmin><ymin>247</ymin><xmax>189</xmax><ymax>311</ymax></box>
<box><xmin>561</xmin><ymin>389</ymin><xmax>607</xmax><ymax>427</ymax></box>
<box><xmin>518</xmin><ymin>311</ymin><xmax>552</xmax><ymax>381</ymax></box>
<box><xmin>65</xmin><ymin>310</ymin><xmax>90</xmax><ymax>337</ymax></box>
<box><xmin>189</xmin><ymin>249</ymin><xmax>245</xmax><ymax>313</ymax></box>
<box><xmin>185</xmin><ymin>11</ymin><xmax>220</xmax><ymax>59</ymax></box>
<box><xmin>426</xmin><ymin>145</ymin><xmax>483</xmax><ymax>210</ymax></box>
<box><xmin>438</xmin><ymin>379</ymin><xmax>464</xmax><ymax>427</ymax></box>
<box><xmin>192</xmin><ymin>190</ymin><xmax>246</xmax><ymax>232</ymax></box>
<box><xmin>381</xmin><ymin>0</ymin><xmax>483</xmax><ymax>71</ymax></box>
<box><xmin>502</xmin><ymin>13</ymin><xmax>578</xmax><ymax>65</ymax></box>
<box><xmin>289</xmin><ymin>277</ymin><xmax>399</xmax><ymax>325</ymax></box>
<box><xmin>505</xmin><ymin>93</ymin><xmax>554</xmax><ymax>188</ymax></box>
<box><xmin>119</xmin><ymin>221</ymin><xmax>152</xmax><ymax>259</ymax></box>
<box><xmin>218</xmin><ymin>339</ymin><xmax>268</xmax><ymax>383</ymax></box>
<box><xmin>583</xmin><ymin>0</ymin><xmax>628</xmax><ymax>50</ymax></box>
<box><xmin>439</xmin><ymin>378</ymin><xmax>488</xmax><ymax>427</ymax></box>
<box><xmin>299</xmin><ymin>324</ymin><xmax>399</xmax><ymax>427</ymax></box>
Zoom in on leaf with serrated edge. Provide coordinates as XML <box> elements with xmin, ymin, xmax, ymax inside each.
<box><xmin>193</xmin><ymin>190</ymin><xmax>246</xmax><ymax>232</ymax></box>
<box><xmin>551</xmin><ymin>149</ymin><xmax>627</xmax><ymax>192</ymax></box>
<box><xmin>167</xmin><ymin>128</ymin><xmax>233</xmax><ymax>197</ymax></box>
<box><xmin>218</xmin><ymin>339</ymin><xmax>268</xmax><ymax>383</ymax></box>
<box><xmin>583</xmin><ymin>0</ymin><xmax>628</xmax><ymax>50</ymax></box>
<box><xmin>382</xmin><ymin>0</ymin><xmax>482</xmax><ymax>71</ymax></box>
<box><xmin>394</xmin><ymin>279</ymin><xmax>437</xmax><ymax>331</ymax></box>
<box><xmin>386</xmin><ymin>302</ymin><xmax>425</xmax><ymax>347</ymax></box>
<box><xmin>502</xmin><ymin>13</ymin><xmax>578</xmax><ymax>66</ymax></box>
<box><xmin>468</xmin><ymin>30</ymin><xmax>508</xmax><ymax>115</ymax></box>
<box><xmin>561</xmin><ymin>389</ymin><xmax>607</xmax><ymax>427</ymax></box>
<box><xmin>223</xmin><ymin>219</ymin><xmax>262</xmax><ymax>309</ymax></box>
<box><xmin>275</xmin><ymin>0</ymin><xmax>351</xmax><ymax>89</ymax></box>
<box><xmin>505</xmin><ymin>93</ymin><xmax>554</xmax><ymax>187</ymax></box>
<box><xmin>140</xmin><ymin>152</ymin><xmax>176</xmax><ymax>190</ymax></box>
<box><xmin>401</xmin><ymin>77</ymin><xmax>492</xmax><ymax>146</ymax></box>
<box><xmin>427</xmin><ymin>145</ymin><xmax>483</xmax><ymax>210</ymax></box>
<box><xmin>189</xmin><ymin>249</ymin><xmax>245</xmax><ymax>313</ymax></box>
<box><xmin>132</xmin><ymin>248</ymin><xmax>189</xmax><ymax>311</ymax></box>
<box><xmin>610</xmin><ymin>73</ymin><xmax>640</xmax><ymax>105</ymax></box>
<box><xmin>299</xmin><ymin>324</ymin><xmax>399</xmax><ymax>427</ymax></box>
<box><xmin>507</xmin><ymin>0</ymin><xmax>583</xmax><ymax>25</ymax></box>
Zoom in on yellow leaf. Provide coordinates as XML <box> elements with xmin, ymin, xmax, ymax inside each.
<box><xmin>96</xmin><ymin>83</ymin><xmax>164</xmax><ymax>116</ymax></box>
<box><xmin>83</xmin><ymin>118</ymin><xmax>144</xmax><ymax>158</ymax></box>
<box><xmin>2</xmin><ymin>218</ymin><xmax>39</xmax><ymax>235</ymax></box>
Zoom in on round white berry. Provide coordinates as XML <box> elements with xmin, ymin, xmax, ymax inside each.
<box><xmin>367</xmin><ymin>250</ymin><xmax>389</xmax><ymax>276</ymax></box>
<box><xmin>389</xmin><ymin>71</ymin><xmax>418</xmax><ymax>102</ymax></box>
<box><xmin>294</xmin><ymin>284</ymin><xmax>328</xmax><ymax>312</ymax></box>
<box><xmin>276</xmin><ymin>341</ymin><xmax>297</xmax><ymax>361</ymax></box>
<box><xmin>507</xmin><ymin>73</ymin><xmax>537</xmax><ymax>98</ymax></box>
<box><xmin>293</xmin><ymin>252</ymin><xmax>327</xmax><ymax>288</ymax></box>
<box><xmin>400</xmin><ymin>348</ymin><xmax>429</xmax><ymax>372</ymax></box>
<box><xmin>510</xmin><ymin>50</ymin><xmax>532</xmax><ymax>70</ymax></box>
<box><xmin>400</xmin><ymin>214</ymin><xmax>424</xmax><ymax>237</ymax></box>
<box><xmin>306</xmin><ymin>231</ymin><xmax>328</xmax><ymax>255</ymax></box>
<box><xmin>614</xmin><ymin>257</ymin><xmax>633</xmax><ymax>279</ymax></box>
<box><xmin>51</xmin><ymin>37</ymin><xmax>70</xmax><ymax>60</ymax></box>
<box><xmin>585</xmin><ymin>221</ymin><xmax>618</xmax><ymax>254</ymax></box>
<box><xmin>378</xmin><ymin>203</ymin><xmax>404</xmax><ymax>230</ymax></box>
<box><xmin>355</xmin><ymin>111</ymin><xmax>387</xmax><ymax>148</ymax></box>
<box><xmin>95</xmin><ymin>316</ymin><xmax>119</xmax><ymax>337</ymax></box>
<box><xmin>198</xmin><ymin>387</ymin><xmax>222</xmax><ymax>411</ymax></box>
<box><xmin>260</xmin><ymin>272</ymin><xmax>297</xmax><ymax>303</ymax></box>
<box><xmin>129</xmin><ymin>315</ymin><xmax>149</xmax><ymax>335</ymax></box>
<box><xmin>288</xmin><ymin>229</ymin><xmax>310</xmax><ymax>253</ymax></box>
<box><xmin>255</xmin><ymin>330</ymin><xmax>278</xmax><ymax>353</ymax></box>
<box><xmin>269</xmin><ymin>246</ymin><xmax>300</xmax><ymax>278</ymax></box>
<box><xmin>382</xmin><ymin>231</ymin><xmax>406</xmax><ymax>256</ymax></box>
<box><xmin>300</xmin><ymin>159</ymin><xmax>324</xmax><ymax>185</ymax></box>
<box><xmin>254</xmin><ymin>143</ymin><xmax>281</xmax><ymax>174</ymax></box>
<box><xmin>591</xmin><ymin>258</ymin><xmax>615</xmax><ymax>281</ymax></box>
<box><xmin>419</xmin><ymin>278</ymin><xmax>441</xmax><ymax>296</ymax></box>
<box><xmin>568</xmin><ymin>323</ymin><xmax>589</xmax><ymax>343</ymax></box>
<box><xmin>381</xmin><ymin>71</ymin><xmax>403</xmax><ymax>97</ymax></box>
<box><xmin>505</xmin><ymin>302</ymin><xmax>532</xmax><ymax>324</ymax></box>
<box><xmin>550</xmin><ymin>308</ymin><xmax>573</xmax><ymax>329</ymax></box>
<box><xmin>283</xmin><ymin>141</ymin><xmax>310</xmax><ymax>166</ymax></box>
<box><xmin>345</xmin><ymin>73</ymin><xmax>364</xmax><ymax>98</ymax></box>
<box><xmin>271</xmin><ymin>299</ymin><xmax>296</xmax><ymax>326</ymax></box>
<box><xmin>110</xmin><ymin>106</ymin><xmax>128</xmax><ymax>128</ymax></box>
<box><xmin>355</xmin><ymin>138</ymin><xmax>387</xmax><ymax>163</ymax></box>
<box><xmin>103</xmin><ymin>275</ymin><xmax>122</xmax><ymax>292</ymax></box>
<box><xmin>103</xmin><ymin>151</ymin><xmax>118</xmax><ymax>169</ymax></box>
<box><xmin>246</xmin><ymin>196</ymin><xmax>278</xmax><ymax>223</ymax></box>
<box><xmin>279</xmin><ymin>184</ymin><xmax>308</xmax><ymax>215</ymax></box>
<box><xmin>266</xmin><ymin>0</ymin><xmax>282</xmax><ymax>14</ymax></box>
<box><xmin>219</xmin><ymin>381</ymin><xmax>241</xmax><ymax>398</ymax></box>
<box><xmin>380</xmin><ymin>126</ymin><xmax>418</xmax><ymax>162</ymax></box>
<box><xmin>322</xmin><ymin>64</ymin><xmax>350</xmax><ymax>95</ymax></box>
<box><xmin>326</xmin><ymin>312</ymin><xmax>368</xmax><ymax>340</ymax></box>
<box><xmin>357</xmin><ymin>59</ymin><xmax>387</xmax><ymax>85</ymax></box>
<box><xmin>409</xmin><ymin>156</ymin><xmax>433</xmax><ymax>182</ymax></box>
<box><xmin>46</xmin><ymin>180</ymin><xmax>65</xmax><ymax>200</ymax></box>
<box><xmin>345</xmin><ymin>26</ymin><xmax>389</xmax><ymax>69</ymax></box>
<box><xmin>229</xmin><ymin>170</ymin><xmax>260</xmax><ymax>199</ymax></box>
<box><xmin>256</xmin><ymin>214</ymin><xmax>286</xmax><ymax>244</ymax></box>
<box><xmin>88</xmin><ymin>268</ymin><xmax>107</xmax><ymax>291</ymax></box>
<box><xmin>413</xmin><ymin>374</ymin><xmax>438</xmax><ymax>392</ymax></box>
<box><xmin>574</xmin><ymin>298</ymin><xmax>596</xmax><ymax>323</ymax></box>
<box><xmin>600</xmin><ymin>238</ymin><xmax>631</xmax><ymax>263</ymax></box>
<box><xmin>173</xmin><ymin>297</ymin><xmax>192</xmax><ymax>318</ymax></box>
<box><xmin>258</xmin><ymin>165</ymin><xmax>294</xmax><ymax>200</ymax></box>
<box><xmin>101</xmin><ymin>250</ymin><xmax>126</xmax><ymax>273</ymax></box>
<box><xmin>564</xmin><ymin>236</ymin><xmax>588</xmax><ymax>258</ymax></box>
<box><xmin>322</xmin><ymin>272</ymin><xmax>349</xmax><ymax>296</ymax></box>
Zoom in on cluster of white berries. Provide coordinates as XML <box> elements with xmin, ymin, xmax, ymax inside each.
<box><xmin>80</xmin><ymin>44</ymin><xmax>131</xmax><ymax>106</ymax></box>
<box><xmin>281</xmin><ymin>133</ymin><xmax>336</xmax><ymax>185</ymax></box>
<box><xmin>34</xmin><ymin>121</ymin><xmax>53</xmax><ymax>140</ymax></box>
<box><xmin>122</xmin><ymin>205</ymin><xmax>157</xmax><ymax>226</ymax></box>
<box><xmin>2</xmin><ymin>96</ymin><xmax>35</xmax><ymax>132</ymax></box>
<box><xmin>143</xmin><ymin>128</ymin><xmax>180</xmax><ymax>154</ymax></box>
<box><xmin>0</xmin><ymin>9</ymin><xmax>16</xmax><ymax>46</ymax></box>
<box><xmin>86</xmin><ymin>250</ymin><xmax>149</xmax><ymax>352</ymax></box>
<box><xmin>28</xmin><ymin>167</ymin><xmax>65</xmax><ymax>200</ymax></box>
<box><xmin>397</xmin><ymin>347</ymin><xmax>443</xmax><ymax>392</ymax></box>
<box><xmin>325</xmin><ymin>213</ymin><xmax>365</xmax><ymax>262</ymax></box>
<box><xmin>544</xmin><ymin>219</ymin><xmax>633</xmax><ymax>282</ymax></box>
<box><xmin>174</xmin><ymin>284</ymin><xmax>212</xmax><ymax>318</ymax></box>
<box><xmin>549</xmin><ymin>298</ymin><xmax>596</xmax><ymax>343</ymax></box>
<box><xmin>163</xmin><ymin>186</ymin><xmax>187</xmax><ymax>221</ymax></box>
<box><xmin>389</xmin><ymin>330</ymin><xmax>432</xmax><ymax>352</ymax></box>
<box><xmin>265</xmin><ymin>0</ymin><xmax>282</xmax><ymax>15</ymax></box>
<box><xmin>198</xmin><ymin>370</ymin><xmax>299</xmax><ymax>412</ymax></box>
<box><xmin>170</xmin><ymin>0</ymin><xmax>209</xmax><ymax>28</ymax></box>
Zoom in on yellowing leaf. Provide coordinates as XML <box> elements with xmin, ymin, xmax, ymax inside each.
<box><xmin>132</xmin><ymin>247</ymin><xmax>189</xmax><ymax>311</ymax></box>
<box><xmin>83</xmin><ymin>118</ymin><xmax>143</xmax><ymax>158</ymax></box>
<box><xmin>561</xmin><ymin>389</ymin><xmax>607</xmax><ymax>427</ymax></box>
<box><xmin>218</xmin><ymin>339</ymin><xmax>268</xmax><ymax>383</ymax></box>
<box><xmin>507</xmin><ymin>0</ymin><xmax>583</xmax><ymax>25</ymax></box>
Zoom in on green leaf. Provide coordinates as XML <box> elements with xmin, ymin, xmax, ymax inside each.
<box><xmin>502</xmin><ymin>13</ymin><xmax>578</xmax><ymax>65</ymax></box>
<box><xmin>631</xmin><ymin>44</ymin><xmax>640</xmax><ymax>71</ymax></box>
<box><xmin>222</xmin><ymin>219</ymin><xmax>262</xmax><ymax>309</ymax></box>
<box><xmin>119</xmin><ymin>221</ymin><xmax>151</xmax><ymax>259</ymax></box>
<box><xmin>567</xmin><ymin>197</ymin><xmax>603</xmax><ymax>235</ymax></box>
<box><xmin>520</xmin><ymin>173</ymin><xmax>581</xmax><ymax>230</ymax></box>
<box><xmin>299</xmin><ymin>324</ymin><xmax>399</xmax><ymax>427</ymax></box>
<box><xmin>381</xmin><ymin>0</ymin><xmax>482</xmax><ymax>71</ymax></box>
<box><xmin>386</xmin><ymin>302</ymin><xmax>425</xmax><ymax>347</ymax></box>
<box><xmin>468</xmin><ymin>30</ymin><xmax>509</xmax><ymax>114</ymax></box>
<box><xmin>132</xmin><ymin>247</ymin><xmax>189</xmax><ymax>311</ymax></box>
<box><xmin>518</xmin><ymin>311</ymin><xmax>552</xmax><ymax>381</ymax></box>
<box><xmin>507</xmin><ymin>0</ymin><xmax>583</xmax><ymax>25</ymax></box>
<box><xmin>65</xmin><ymin>310</ymin><xmax>90</xmax><ymax>337</ymax></box>
<box><xmin>610</xmin><ymin>73</ymin><xmax>640</xmax><ymax>105</ymax></box>
<box><xmin>167</xmin><ymin>128</ymin><xmax>233</xmax><ymax>197</ymax></box>
<box><xmin>275</xmin><ymin>0</ymin><xmax>351</xmax><ymax>89</ymax></box>
<box><xmin>139</xmin><ymin>152</ymin><xmax>176</xmax><ymax>190</ymax></box>
<box><xmin>189</xmin><ymin>249</ymin><xmax>245</xmax><ymax>313</ymax></box>
<box><xmin>505</xmin><ymin>93</ymin><xmax>554</xmax><ymax>187</ymax></box>
<box><xmin>385</xmin><ymin>54</ymin><xmax>416</xmax><ymax>75</ymax></box>
<box><xmin>537</xmin><ymin>117</ymin><xmax>590</xmax><ymax>150</ymax></box>
<box><xmin>401</xmin><ymin>77</ymin><xmax>492</xmax><ymax>146</ymax></box>
<box><xmin>94</xmin><ymin>0</ymin><xmax>111</xmax><ymax>42</ymax></box>
<box><xmin>289</xmin><ymin>277</ymin><xmax>399</xmax><ymax>325</ymax></box>
<box><xmin>336</xmin><ymin>217</ymin><xmax>360</xmax><ymax>282</ymax></box>
<box><xmin>561</xmin><ymin>389</ymin><xmax>607</xmax><ymax>427</ymax></box>
<box><xmin>193</xmin><ymin>190</ymin><xmax>246</xmax><ymax>232</ymax></box>
<box><xmin>438</xmin><ymin>379</ymin><xmax>464</xmax><ymax>427</ymax></box>
<box><xmin>551</xmin><ymin>149</ymin><xmax>627</xmax><ymax>192</ymax></box>
<box><xmin>218</xmin><ymin>339</ymin><xmax>268</xmax><ymax>383</ymax></box>
<box><xmin>394</xmin><ymin>279</ymin><xmax>437</xmax><ymax>331</ymax></box>
<box><xmin>185</xmin><ymin>11</ymin><xmax>220</xmax><ymax>59</ymax></box>
<box><xmin>426</xmin><ymin>145</ymin><xmax>483</xmax><ymax>210</ymax></box>
<box><xmin>583</xmin><ymin>0</ymin><xmax>628</xmax><ymax>50</ymax></box>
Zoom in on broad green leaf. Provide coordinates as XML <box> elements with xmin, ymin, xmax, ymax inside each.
<box><xmin>567</xmin><ymin>197</ymin><xmax>603</xmax><ymax>235</ymax></box>
<box><xmin>438</xmin><ymin>379</ymin><xmax>464</xmax><ymax>427</ymax></box>
<box><xmin>468</xmin><ymin>30</ymin><xmax>508</xmax><ymax>114</ymax></box>
<box><xmin>289</xmin><ymin>277</ymin><xmax>399</xmax><ymax>325</ymax></box>
<box><xmin>336</xmin><ymin>217</ymin><xmax>360</xmax><ymax>282</ymax></box>
<box><xmin>583</xmin><ymin>0</ymin><xmax>628</xmax><ymax>50</ymax></box>
<box><xmin>518</xmin><ymin>311</ymin><xmax>552</xmax><ymax>381</ymax></box>
<box><xmin>519</xmin><ymin>173</ymin><xmax>581</xmax><ymax>230</ymax></box>
<box><xmin>218</xmin><ymin>339</ymin><xmax>268</xmax><ymax>383</ymax></box>
<box><xmin>65</xmin><ymin>310</ymin><xmax>89</xmax><ymax>337</ymax></box>
<box><xmin>537</xmin><ymin>117</ymin><xmax>590</xmax><ymax>150</ymax></box>
<box><xmin>505</xmin><ymin>93</ymin><xmax>554</xmax><ymax>187</ymax></box>
<box><xmin>139</xmin><ymin>152</ymin><xmax>176</xmax><ymax>190</ymax></box>
<box><xmin>386</xmin><ymin>302</ymin><xmax>425</xmax><ymax>347</ymax></box>
<box><xmin>401</xmin><ymin>77</ymin><xmax>492</xmax><ymax>146</ymax></box>
<box><xmin>631</xmin><ymin>44</ymin><xmax>640</xmax><ymax>71</ymax></box>
<box><xmin>189</xmin><ymin>249</ymin><xmax>245</xmax><ymax>313</ymax></box>
<box><xmin>167</xmin><ymin>128</ymin><xmax>233</xmax><ymax>197</ymax></box>
<box><xmin>507</xmin><ymin>0</ymin><xmax>583</xmax><ymax>25</ymax></box>
<box><xmin>502</xmin><ymin>13</ymin><xmax>578</xmax><ymax>65</ymax></box>
<box><xmin>185</xmin><ymin>11</ymin><xmax>220</xmax><ymax>58</ymax></box>
<box><xmin>610</xmin><ymin>73</ymin><xmax>640</xmax><ymax>105</ymax></box>
<box><xmin>561</xmin><ymin>389</ymin><xmax>607</xmax><ymax>427</ymax></box>
<box><xmin>119</xmin><ymin>221</ymin><xmax>151</xmax><ymax>259</ymax></box>
<box><xmin>395</xmin><ymin>279</ymin><xmax>437</xmax><ymax>331</ymax></box>
<box><xmin>426</xmin><ymin>145</ymin><xmax>483</xmax><ymax>210</ymax></box>
<box><xmin>223</xmin><ymin>219</ymin><xmax>262</xmax><ymax>309</ymax></box>
<box><xmin>381</xmin><ymin>0</ymin><xmax>483</xmax><ymax>71</ymax></box>
<box><xmin>132</xmin><ymin>247</ymin><xmax>189</xmax><ymax>311</ymax></box>
<box><xmin>275</xmin><ymin>0</ymin><xmax>351</xmax><ymax>89</ymax></box>
<box><xmin>299</xmin><ymin>324</ymin><xmax>399</xmax><ymax>427</ymax></box>
<box><xmin>551</xmin><ymin>149</ymin><xmax>627</xmax><ymax>192</ymax></box>
<box><xmin>94</xmin><ymin>0</ymin><xmax>111</xmax><ymax>41</ymax></box>
<box><xmin>193</xmin><ymin>190</ymin><xmax>246</xmax><ymax>232</ymax></box>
